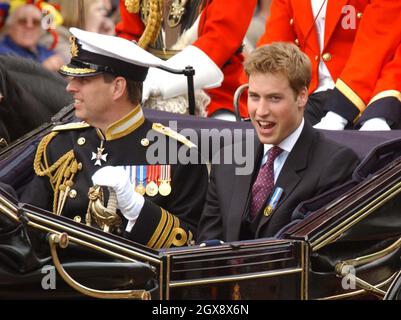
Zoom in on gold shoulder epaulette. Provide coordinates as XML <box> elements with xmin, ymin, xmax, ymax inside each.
<box><xmin>152</xmin><ymin>123</ymin><xmax>196</xmax><ymax>149</ymax></box>
<box><xmin>52</xmin><ymin>121</ymin><xmax>90</xmax><ymax>132</ymax></box>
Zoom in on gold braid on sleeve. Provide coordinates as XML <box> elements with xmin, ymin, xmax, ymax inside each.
<box><xmin>33</xmin><ymin>132</ymin><xmax>79</xmax><ymax>214</ymax></box>
<box><xmin>125</xmin><ymin>0</ymin><xmax>141</xmax><ymax>13</ymax></box>
<box><xmin>138</xmin><ymin>0</ymin><xmax>162</xmax><ymax>49</ymax></box>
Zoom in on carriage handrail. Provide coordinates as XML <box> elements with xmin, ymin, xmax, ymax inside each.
<box><xmin>335</xmin><ymin>235</ymin><xmax>401</xmax><ymax>270</ymax></box>
<box><xmin>233</xmin><ymin>84</ymin><xmax>248</xmax><ymax>122</ymax></box>
<box><xmin>48</xmin><ymin>233</ymin><xmax>152</xmax><ymax>300</ymax></box>
<box><xmin>335</xmin><ymin>235</ymin><xmax>401</xmax><ymax>298</ymax></box>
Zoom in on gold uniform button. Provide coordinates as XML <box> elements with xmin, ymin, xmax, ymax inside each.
<box><xmin>322</xmin><ymin>52</ymin><xmax>332</xmax><ymax>62</ymax></box>
<box><xmin>314</xmin><ymin>55</ymin><xmax>319</xmax><ymax>61</ymax></box>
<box><xmin>77</xmin><ymin>137</ymin><xmax>86</xmax><ymax>145</ymax></box>
<box><xmin>357</xmin><ymin>12</ymin><xmax>363</xmax><ymax>19</ymax></box>
<box><xmin>73</xmin><ymin>215</ymin><xmax>81</xmax><ymax>223</ymax></box>
<box><xmin>289</xmin><ymin>18</ymin><xmax>294</xmax><ymax>25</ymax></box>
<box><xmin>69</xmin><ymin>189</ymin><xmax>77</xmax><ymax>198</ymax></box>
<box><xmin>141</xmin><ymin>138</ymin><xmax>150</xmax><ymax>146</ymax></box>
<box><xmin>294</xmin><ymin>38</ymin><xmax>300</xmax><ymax>46</ymax></box>
<box><xmin>77</xmin><ymin>162</ymin><xmax>83</xmax><ymax>170</ymax></box>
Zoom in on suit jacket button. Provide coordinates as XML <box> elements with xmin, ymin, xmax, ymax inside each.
<box><xmin>289</xmin><ymin>18</ymin><xmax>294</xmax><ymax>25</ymax></box>
<box><xmin>322</xmin><ymin>52</ymin><xmax>332</xmax><ymax>62</ymax></box>
<box><xmin>294</xmin><ymin>38</ymin><xmax>300</xmax><ymax>46</ymax></box>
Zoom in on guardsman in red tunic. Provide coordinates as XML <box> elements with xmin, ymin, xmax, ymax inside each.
<box><xmin>116</xmin><ymin>0</ymin><xmax>257</xmax><ymax>120</ymax></box>
<box><xmin>258</xmin><ymin>0</ymin><xmax>401</xmax><ymax>130</ymax></box>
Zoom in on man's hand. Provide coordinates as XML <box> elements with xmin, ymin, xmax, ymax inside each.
<box><xmin>91</xmin><ymin>166</ymin><xmax>144</xmax><ymax>225</ymax></box>
<box><xmin>313</xmin><ymin>111</ymin><xmax>348</xmax><ymax>130</ymax></box>
<box><xmin>359</xmin><ymin>117</ymin><xmax>391</xmax><ymax>131</ymax></box>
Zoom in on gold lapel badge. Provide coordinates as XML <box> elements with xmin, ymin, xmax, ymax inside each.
<box><xmin>264</xmin><ymin>187</ymin><xmax>284</xmax><ymax>217</ymax></box>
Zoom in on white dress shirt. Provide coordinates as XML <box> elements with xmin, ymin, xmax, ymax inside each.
<box><xmin>262</xmin><ymin>119</ymin><xmax>305</xmax><ymax>183</ymax></box>
<box><xmin>311</xmin><ymin>0</ymin><xmax>335</xmax><ymax>93</ymax></box>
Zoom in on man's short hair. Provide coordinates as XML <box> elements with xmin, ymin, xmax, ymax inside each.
<box><xmin>103</xmin><ymin>73</ymin><xmax>142</xmax><ymax>105</ymax></box>
<box><xmin>244</xmin><ymin>42</ymin><xmax>312</xmax><ymax>96</ymax></box>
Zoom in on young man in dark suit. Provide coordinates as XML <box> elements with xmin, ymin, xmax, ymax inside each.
<box><xmin>197</xmin><ymin>42</ymin><xmax>360</xmax><ymax>242</ymax></box>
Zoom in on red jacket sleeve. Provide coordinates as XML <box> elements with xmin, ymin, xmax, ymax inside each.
<box><xmin>356</xmin><ymin>42</ymin><xmax>401</xmax><ymax>127</ymax></box>
<box><xmin>195</xmin><ymin>0</ymin><xmax>257</xmax><ymax>68</ymax></box>
<box><xmin>331</xmin><ymin>0</ymin><xmax>401</xmax><ymax>121</ymax></box>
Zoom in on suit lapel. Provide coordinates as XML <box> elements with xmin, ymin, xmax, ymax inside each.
<box><xmin>226</xmin><ymin>136</ymin><xmax>261</xmax><ymax>241</ymax></box>
<box><xmin>324</xmin><ymin>0</ymin><xmax>349</xmax><ymax>48</ymax></box>
<box><xmin>257</xmin><ymin>122</ymin><xmax>316</xmax><ymax>232</ymax></box>
<box><xmin>291</xmin><ymin>0</ymin><xmax>320</xmax><ymax>52</ymax></box>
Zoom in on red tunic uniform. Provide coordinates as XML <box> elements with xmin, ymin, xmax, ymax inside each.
<box><xmin>116</xmin><ymin>0</ymin><xmax>257</xmax><ymax>118</ymax></box>
<box><xmin>360</xmin><ymin>42</ymin><xmax>401</xmax><ymax>126</ymax></box>
<box><xmin>258</xmin><ymin>0</ymin><xmax>401</xmax><ymax>125</ymax></box>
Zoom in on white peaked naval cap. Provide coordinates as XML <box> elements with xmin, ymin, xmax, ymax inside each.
<box><xmin>59</xmin><ymin>28</ymin><xmax>223</xmax><ymax>99</ymax></box>
<box><xmin>59</xmin><ymin>28</ymin><xmax>165</xmax><ymax>81</ymax></box>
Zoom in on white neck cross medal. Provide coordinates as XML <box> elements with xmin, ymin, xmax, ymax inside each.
<box><xmin>91</xmin><ymin>140</ymin><xmax>108</xmax><ymax>166</ymax></box>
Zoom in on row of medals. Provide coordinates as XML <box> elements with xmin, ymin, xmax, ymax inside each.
<box><xmin>135</xmin><ymin>179</ymin><xmax>171</xmax><ymax>197</ymax></box>
<box><xmin>134</xmin><ymin>165</ymin><xmax>172</xmax><ymax>197</ymax></box>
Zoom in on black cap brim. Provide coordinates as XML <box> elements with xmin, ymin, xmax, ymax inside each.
<box><xmin>59</xmin><ymin>36</ymin><xmax>106</xmax><ymax>77</ymax></box>
<box><xmin>59</xmin><ymin>61</ymin><xmax>104</xmax><ymax>77</ymax></box>
<box><xmin>59</xmin><ymin>49</ymin><xmax>149</xmax><ymax>81</ymax></box>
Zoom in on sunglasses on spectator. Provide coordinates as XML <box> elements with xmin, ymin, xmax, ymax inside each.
<box><xmin>17</xmin><ymin>17</ymin><xmax>41</xmax><ymax>27</ymax></box>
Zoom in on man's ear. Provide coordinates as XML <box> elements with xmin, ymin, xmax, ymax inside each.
<box><xmin>112</xmin><ymin>77</ymin><xmax>127</xmax><ymax>100</ymax></box>
<box><xmin>297</xmin><ymin>87</ymin><xmax>308</xmax><ymax>108</ymax></box>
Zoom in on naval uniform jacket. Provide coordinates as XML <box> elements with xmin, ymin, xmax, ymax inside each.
<box><xmin>116</xmin><ymin>0</ymin><xmax>257</xmax><ymax>118</ymax></box>
<box><xmin>257</xmin><ymin>0</ymin><xmax>401</xmax><ymax>126</ymax></box>
<box><xmin>21</xmin><ymin>107</ymin><xmax>208</xmax><ymax>249</ymax></box>
<box><xmin>197</xmin><ymin>122</ymin><xmax>359</xmax><ymax>242</ymax></box>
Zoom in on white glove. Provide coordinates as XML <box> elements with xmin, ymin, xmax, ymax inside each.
<box><xmin>92</xmin><ymin>166</ymin><xmax>144</xmax><ymax>232</ymax></box>
<box><xmin>359</xmin><ymin>117</ymin><xmax>391</xmax><ymax>131</ymax></box>
<box><xmin>313</xmin><ymin>111</ymin><xmax>348</xmax><ymax>130</ymax></box>
<box><xmin>143</xmin><ymin>45</ymin><xmax>224</xmax><ymax>101</ymax></box>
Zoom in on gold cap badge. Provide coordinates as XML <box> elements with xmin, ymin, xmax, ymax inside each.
<box><xmin>70</xmin><ymin>36</ymin><xmax>79</xmax><ymax>58</ymax></box>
